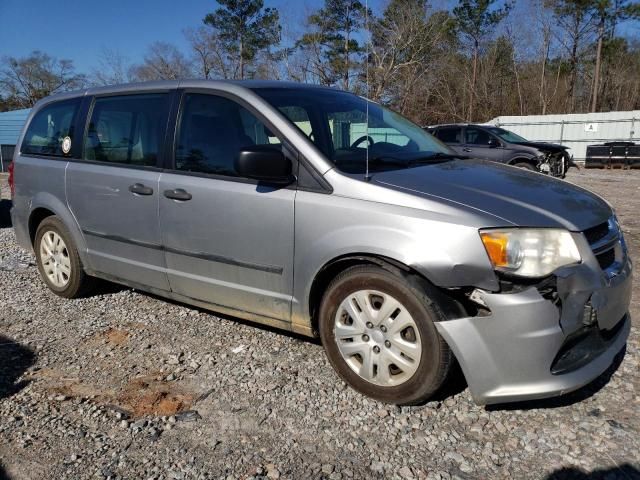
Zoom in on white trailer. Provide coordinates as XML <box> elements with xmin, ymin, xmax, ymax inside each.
<box><xmin>487</xmin><ymin>111</ymin><xmax>640</xmax><ymax>165</ymax></box>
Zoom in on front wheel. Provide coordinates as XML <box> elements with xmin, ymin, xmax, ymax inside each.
<box><xmin>513</xmin><ymin>162</ymin><xmax>536</xmax><ymax>171</ymax></box>
<box><xmin>319</xmin><ymin>265</ymin><xmax>452</xmax><ymax>405</ymax></box>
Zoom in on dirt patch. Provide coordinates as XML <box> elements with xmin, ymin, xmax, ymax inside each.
<box><xmin>115</xmin><ymin>377</ymin><xmax>194</xmax><ymax>417</ymax></box>
<box><xmin>34</xmin><ymin>369</ymin><xmax>194</xmax><ymax>418</ymax></box>
<box><xmin>92</xmin><ymin>328</ymin><xmax>130</xmax><ymax>347</ymax></box>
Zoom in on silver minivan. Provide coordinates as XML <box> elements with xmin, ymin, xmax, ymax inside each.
<box><xmin>10</xmin><ymin>80</ymin><xmax>632</xmax><ymax>405</ymax></box>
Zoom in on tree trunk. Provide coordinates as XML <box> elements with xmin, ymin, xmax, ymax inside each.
<box><xmin>512</xmin><ymin>46</ymin><xmax>524</xmax><ymax>115</ymax></box>
<box><xmin>540</xmin><ymin>26</ymin><xmax>550</xmax><ymax>115</ymax></box>
<box><xmin>591</xmin><ymin>15</ymin><xmax>605</xmax><ymax>112</ymax></box>
<box><xmin>469</xmin><ymin>38</ymin><xmax>478</xmax><ymax>121</ymax></box>
<box><xmin>239</xmin><ymin>37</ymin><xmax>244</xmax><ymax>80</ymax></box>
<box><xmin>567</xmin><ymin>14</ymin><xmax>581</xmax><ymax>112</ymax></box>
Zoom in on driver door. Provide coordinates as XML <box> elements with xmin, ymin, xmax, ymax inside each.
<box><xmin>462</xmin><ymin>126</ymin><xmax>505</xmax><ymax>161</ymax></box>
<box><xmin>158</xmin><ymin>92</ymin><xmax>296</xmax><ymax>323</ymax></box>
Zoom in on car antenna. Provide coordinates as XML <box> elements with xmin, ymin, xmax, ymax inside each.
<box><xmin>364</xmin><ymin>0</ymin><xmax>371</xmax><ymax>182</ymax></box>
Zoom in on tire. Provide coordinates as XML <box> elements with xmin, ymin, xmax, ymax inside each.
<box><xmin>513</xmin><ymin>162</ymin><xmax>536</xmax><ymax>171</ymax></box>
<box><xmin>319</xmin><ymin>265</ymin><xmax>452</xmax><ymax>405</ymax></box>
<box><xmin>34</xmin><ymin>216</ymin><xmax>94</xmax><ymax>298</ymax></box>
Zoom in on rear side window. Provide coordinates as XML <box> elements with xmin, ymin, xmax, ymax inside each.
<box><xmin>84</xmin><ymin>94</ymin><xmax>169</xmax><ymax>167</ymax></box>
<box><xmin>22</xmin><ymin>98</ymin><xmax>81</xmax><ymax>157</ymax></box>
<box><xmin>434</xmin><ymin>127</ymin><xmax>462</xmax><ymax>144</ymax></box>
<box><xmin>175</xmin><ymin>93</ymin><xmax>280</xmax><ymax>177</ymax></box>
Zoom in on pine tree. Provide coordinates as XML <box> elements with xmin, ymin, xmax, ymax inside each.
<box><xmin>203</xmin><ymin>0</ymin><xmax>280</xmax><ymax>79</ymax></box>
<box><xmin>298</xmin><ymin>0</ymin><xmax>368</xmax><ymax>90</ymax></box>
<box><xmin>452</xmin><ymin>0</ymin><xmax>512</xmax><ymax>120</ymax></box>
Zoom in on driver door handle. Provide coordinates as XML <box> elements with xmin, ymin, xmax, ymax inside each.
<box><xmin>129</xmin><ymin>183</ymin><xmax>154</xmax><ymax>195</ymax></box>
<box><xmin>462</xmin><ymin>148</ymin><xmax>472</xmax><ymax>152</ymax></box>
<box><xmin>164</xmin><ymin>188</ymin><xmax>192</xmax><ymax>201</ymax></box>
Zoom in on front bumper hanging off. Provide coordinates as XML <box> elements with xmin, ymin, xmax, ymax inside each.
<box><xmin>436</xmin><ymin>232</ymin><xmax>632</xmax><ymax>405</ymax></box>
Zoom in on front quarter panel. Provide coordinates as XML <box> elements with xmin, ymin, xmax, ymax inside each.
<box><xmin>292</xmin><ymin>181</ymin><xmax>500</xmax><ymax>330</ymax></box>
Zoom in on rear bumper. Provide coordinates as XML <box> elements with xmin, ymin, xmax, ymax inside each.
<box><xmin>436</xmin><ymin>255</ymin><xmax>632</xmax><ymax>405</ymax></box>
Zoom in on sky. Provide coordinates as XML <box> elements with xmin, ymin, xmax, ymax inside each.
<box><xmin>0</xmin><ymin>0</ymin><xmax>636</xmax><ymax>76</ymax></box>
<box><xmin>0</xmin><ymin>0</ymin><xmax>386</xmax><ymax>73</ymax></box>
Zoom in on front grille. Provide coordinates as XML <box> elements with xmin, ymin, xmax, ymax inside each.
<box><xmin>596</xmin><ymin>248</ymin><xmax>615</xmax><ymax>270</ymax></box>
<box><xmin>583</xmin><ymin>217</ymin><xmax>621</xmax><ymax>273</ymax></box>
<box><xmin>584</xmin><ymin>221</ymin><xmax>609</xmax><ymax>244</ymax></box>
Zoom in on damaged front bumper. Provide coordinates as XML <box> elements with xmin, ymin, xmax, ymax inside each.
<box><xmin>436</xmin><ymin>229</ymin><xmax>632</xmax><ymax>405</ymax></box>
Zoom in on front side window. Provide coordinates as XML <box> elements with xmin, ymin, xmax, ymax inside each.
<box><xmin>253</xmin><ymin>88</ymin><xmax>454</xmax><ymax>174</ymax></box>
<box><xmin>22</xmin><ymin>98</ymin><xmax>81</xmax><ymax>157</ymax></box>
<box><xmin>486</xmin><ymin>127</ymin><xmax>528</xmax><ymax>143</ymax></box>
<box><xmin>84</xmin><ymin>94</ymin><xmax>169</xmax><ymax>166</ymax></box>
<box><xmin>175</xmin><ymin>93</ymin><xmax>280</xmax><ymax>177</ymax></box>
<box><xmin>465</xmin><ymin>127</ymin><xmax>492</xmax><ymax>146</ymax></box>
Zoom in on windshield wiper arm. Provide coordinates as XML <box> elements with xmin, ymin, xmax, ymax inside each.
<box><xmin>408</xmin><ymin>152</ymin><xmax>461</xmax><ymax>165</ymax></box>
<box><xmin>368</xmin><ymin>155</ymin><xmax>410</xmax><ymax>167</ymax></box>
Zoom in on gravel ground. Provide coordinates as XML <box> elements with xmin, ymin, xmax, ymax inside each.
<box><xmin>0</xmin><ymin>169</ymin><xmax>639</xmax><ymax>480</ymax></box>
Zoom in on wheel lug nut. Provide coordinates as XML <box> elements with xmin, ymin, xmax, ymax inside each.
<box><xmin>373</xmin><ymin>346</ymin><xmax>380</xmax><ymax>354</ymax></box>
<box><xmin>380</xmin><ymin>325</ymin><xmax>387</xmax><ymax>332</ymax></box>
<box><xmin>362</xmin><ymin>334</ymin><xmax>370</xmax><ymax>342</ymax></box>
<box><xmin>366</xmin><ymin>322</ymin><xmax>373</xmax><ymax>329</ymax></box>
<box><xmin>385</xmin><ymin>340</ymin><xmax>391</xmax><ymax>348</ymax></box>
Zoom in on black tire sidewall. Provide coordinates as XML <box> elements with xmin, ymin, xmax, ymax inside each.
<box><xmin>514</xmin><ymin>162</ymin><xmax>536</xmax><ymax>171</ymax></box>
<box><xmin>319</xmin><ymin>266</ymin><xmax>450</xmax><ymax>405</ymax></box>
<box><xmin>34</xmin><ymin>216</ymin><xmax>85</xmax><ymax>298</ymax></box>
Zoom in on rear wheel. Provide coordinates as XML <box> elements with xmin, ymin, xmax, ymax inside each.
<box><xmin>35</xmin><ymin>216</ymin><xmax>94</xmax><ymax>298</ymax></box>
<box><xmin>319</xmin><ymin>265</ymin><xmax>452</xmax><ymax>405</ymax></box>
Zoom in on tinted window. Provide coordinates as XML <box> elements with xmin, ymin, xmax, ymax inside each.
<box><xmin>175</xmin><ymin>93</ymin><xmax>280</xmax><ymax>177</ymax></box>
<box><xmin>277</xmin><ymin>106</ymin><xmax>312</xmax><ymax>140</ymax></box>
<box><xmin>465</xmin><ymin>127</ymin><xmax>492</xmax><ymax>145</ymax></box>
<box><xmin>254</xmin><ymin>88</ymin><xmax>451</xmax><ymax>174</ymax></box>
<box><xmin>486</xmin><ymin>127</ymin><xmax>528</xmax><ymax>143</ymax></box>
<box><xmin>22</xmin><ymin>99</ymin><xmax>81</xmax><ymax>156</ymax></box>
<box><xmin>84</xmin><ymin>94</ymin><xmax>169</xmax><ymax>166</ymax></box>
<box><xmin>434</xmin><ymin>127</ymin><xmax>462</xmax><ymax>144</ymax></box>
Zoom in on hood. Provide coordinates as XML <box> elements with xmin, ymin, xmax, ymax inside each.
<box><xmin>372</xmin><ymin>159</ymin><xmax>611</xmax><ymax>231</ymax></box>
<box><xmin>513</xmin><ymin>141</ymin><xmax>568</xmax><ymax>153</ymax></box>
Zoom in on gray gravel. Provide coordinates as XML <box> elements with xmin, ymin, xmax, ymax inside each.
<box><xmin>1</xmin><ymin>169</ymin><xmax>639</xmax><ymax>480</ymax></box>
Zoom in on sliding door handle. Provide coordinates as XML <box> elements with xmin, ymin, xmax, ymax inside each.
<box><xmin>164</xmin><ymin>188</ymin><xmax>192</xmax><ymax>201</ymax></box>
<box><xmin>129</xmin><ymin>183</ymin><xmax>154</xmax><ymax>195</ymax></box>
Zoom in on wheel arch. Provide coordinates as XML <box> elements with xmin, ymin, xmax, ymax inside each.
<box><xmin>27</xmin><ymin>193</ymin><xmax>91</xmax><ymax>269</ymax></box>
<box><xmin>307</xmin><ymin>253</ymin><xmax>468</xmax><ymax>337</ymax></box>
<box><xmin>28</xmin><ymin>207</ymin><xmax>56</xmax><ymax>245</ymax></box>
<box><xmin>508</xmin><ymin>156</ymin><xmax>538</xmax><ymax>169</ymax></box>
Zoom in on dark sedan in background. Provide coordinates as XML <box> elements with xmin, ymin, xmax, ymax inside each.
<box><xmin>426</xmin><ymin>123</ymin><xmax>573</xmax><ymax>178</ymax></box>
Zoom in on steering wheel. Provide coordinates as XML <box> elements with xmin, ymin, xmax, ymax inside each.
<box><xmin>351</xmin><ymin>135</ymin><xmax>374</xmax><ymax>149</ymax></box>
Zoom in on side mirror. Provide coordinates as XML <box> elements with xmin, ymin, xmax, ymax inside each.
<box><xmin>488</xmin><ymin>138</ymin><xmax>500</xmax><ymax>148</ymax></box>
<box><xmin>235</xmin><ymin>145</ymin><xmax>293</xmax><ymax>185</ymax></box>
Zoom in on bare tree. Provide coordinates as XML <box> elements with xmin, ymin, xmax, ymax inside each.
<box><xmin>129</xmin><ymin>42</ymin><xmax>192</xmax><ymax>81</ymax></box>
<box><xmin>452</xmin><ymin>0</ymin><xmax>512</xmax><ymax>121</ymax></box>
<box><xmin>90</xmin><ymin>48</ymin><xmax>131</xmax><ymax>86</ymax></box>
<box><xmin>0</xmin><ymin>51</ymin><xmax>86</xmax><ymax>108</ymax></box>
<box><xmin>184</xmin><ymin>26</ymin><xmax>233</xmax><ymax>79</ymax></box>
<box><xmin>368</xmin><ymin>0</ymin><xmax>450</xmax><ymax>104</ymax></box>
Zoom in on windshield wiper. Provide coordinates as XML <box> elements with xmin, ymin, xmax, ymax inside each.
<box><xmin>367</xmin><ymin>155</ymin><xmax>410</xmax><ymax>167</ymax></box>
<box><xmin>364</xmin><ymin>153</ymin><xmax>461</xmax><ymax>171</ymax></box>
<box><xmin>408</xmin><ymin>152</ymin><xmax>461</xmax><ymax>165</ymax></box>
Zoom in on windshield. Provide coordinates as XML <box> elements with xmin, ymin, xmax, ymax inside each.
<box><xmin>486</xmin><ymin>127</ymin><xmax>528</xmax><ymax>143</ymax></box>
<box><xmin>252</xmin><ymin>87</ymin><xmax>456</xmax><ymax>174</ymax></box>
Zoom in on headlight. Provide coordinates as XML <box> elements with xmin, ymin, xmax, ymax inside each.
<box><xmin>480</xmin><ymin>229</ymin><xmax>581</xmax><ymax>278</ymax></box>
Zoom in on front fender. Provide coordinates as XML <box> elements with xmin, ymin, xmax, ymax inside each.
<box><xmin>507</xmin><ymin>152</ymin><xmax>539</xmax><ymax>165</ymax></box>
<box><xmin>291</xmin><ymin>192</ymin><xmax>498</xmax><ymax>329</ymax></box>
